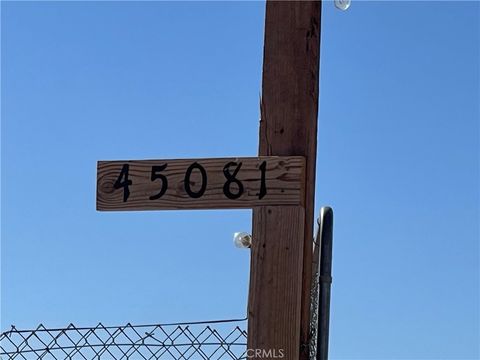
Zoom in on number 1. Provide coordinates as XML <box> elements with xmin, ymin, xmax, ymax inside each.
<box><xmin>258</xmin><ymin>161</ymin><xmax>267</xmax><ymax>199</ymax></box>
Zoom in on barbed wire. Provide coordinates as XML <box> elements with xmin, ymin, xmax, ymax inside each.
<box><xmin>0</xmin><ymin>318</ymin><xmax>247</xmax><ymax>360</ymax></box>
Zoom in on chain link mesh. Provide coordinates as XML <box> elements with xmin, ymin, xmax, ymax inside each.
<box><xmin>309</xmin><ymin>266</ymin><xmax>320</xmax><ymax>360</ymax></box>
<box><xmin>0</xmin><ymin>319</ymin><xmax>247</xmax><ymax>360</ymax></box>
<box><xmin>309</xmin><ymin>217</ymin><xmax>323</xmax><ymax>360</ymax></box>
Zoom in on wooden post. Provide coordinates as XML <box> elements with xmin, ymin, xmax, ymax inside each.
<box><xmin>248</xmin><ymin>2</ymin><xmax>322</xmax><ymax>360</ymax></box>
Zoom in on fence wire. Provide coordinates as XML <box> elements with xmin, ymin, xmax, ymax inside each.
<box><xmin>309</xmin><ymin>263</ymin><xmax>320</xmax><ymax>360</ymax></box>
<box><xmin>0</xmin><ymin>220</ymin><xmax>329</xmax><ymax>360</ymax></box>
<box><xmin>0</xmin><ymin>319</ymin><xmax>247</xmax><ymax>360</ymax></box>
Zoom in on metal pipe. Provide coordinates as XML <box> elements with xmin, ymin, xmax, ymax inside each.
<box><xmin>316</xmin><ymin>206</ymin><xmax>334</xmax><ymax>360</ymax></box>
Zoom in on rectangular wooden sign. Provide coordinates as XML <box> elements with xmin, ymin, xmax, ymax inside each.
<box><xmin>97</xmin><ymin>156</ymin><xmax>305</xmax><ymax>211</ymax></box>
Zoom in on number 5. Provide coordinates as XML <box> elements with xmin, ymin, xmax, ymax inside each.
<box><xmin>149</xmin><ymin>164</ymin><xmax>168</xmax><ymax>200</ymax></box>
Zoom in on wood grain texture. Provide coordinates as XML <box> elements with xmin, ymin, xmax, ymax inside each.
<box><xmin>248</xmin><ymin>1</ymin><xmax>321</xmax><ymax>359</ymax></box>
<box><xmin>248</xmin><ymin>206</ymin><xmax>305</xmax><ymax>360</ymax></box>
<box><xmin>97</xmin><ymin>156</ymin><xmax>305</xmax><ymax>211</ymax></box>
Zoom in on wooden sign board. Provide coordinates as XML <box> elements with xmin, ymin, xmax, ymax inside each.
<box><xmin>97</xmin><ymin>156</ymin><xmax>305</xmax><ymax>211</ymax></box>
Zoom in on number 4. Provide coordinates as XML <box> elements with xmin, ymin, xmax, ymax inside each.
<box><xmin>114</xmin><ymin>164</ymin><xmax>132</xmax><ymax>202</ymax></box>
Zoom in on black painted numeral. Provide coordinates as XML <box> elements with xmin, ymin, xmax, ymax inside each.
<box><xmin>184</xmin><ymin>162</ymin><xmax>207</xmax><ymax>198</ymax></box>
<box><xmin>112</xmin><ymin>160</ymin><xmax>269</xmax><ymax>203</ymax></box>
<box><xmin>149</xmin><ymin>164</ymin><xmax>168</xmax><ymax>200</ymax></box>
<box><xmin>258</xmin><ymin>161</ymin><xmax>267</xmax><ymax>199</ymax></box>
<box><xmin>114</xmin><ymin>164</ymin><xmax>132</xmax><ymax>202</ymax></box>
<box><xmin>223</xmin><ymin>162</ymin><xmax>244</xmax><ymax>199</ymax></box>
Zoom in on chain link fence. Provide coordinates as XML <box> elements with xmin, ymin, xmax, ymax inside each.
<box><xmin>0</xmin><ymin>319</ymin><xmax>247</xmax><ymax>360</ymax></box>
<box><xmin>0</xmin><ymin>211</ymin><xmax>330</xmax><ymax>360</ymax></box>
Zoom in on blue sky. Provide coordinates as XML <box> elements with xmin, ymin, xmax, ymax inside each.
<box><xmin>1</xmin><ymin>1</ymin><xmax>478</xmax><ymax>359</ymax></box>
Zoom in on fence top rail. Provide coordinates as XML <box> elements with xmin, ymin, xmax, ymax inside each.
<box><xmin>0</xmin><ymin>318</ymin><xmax>248</xmax><ymax>360</ymax></box>
<box><xmin>1</xmin><ymin>318</ymin><xmax>248</xmax><ymax>336</ymax></box>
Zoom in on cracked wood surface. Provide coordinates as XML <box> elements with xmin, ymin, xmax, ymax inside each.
<box><xmin>248</xmin><ymin>2</ymin><xmax>321</xmax><ymax>360</ymax></box>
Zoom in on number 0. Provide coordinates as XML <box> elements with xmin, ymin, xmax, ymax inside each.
<box><xmin>184</xmin><ymin>162</ymin><xmax>207</xmax><ymax>198</ymax></box>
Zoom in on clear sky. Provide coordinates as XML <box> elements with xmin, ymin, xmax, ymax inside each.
<box><xmin>1</xmin><ymin>1</ymin><xmax>479</xmax><ymax>359</ymax></box>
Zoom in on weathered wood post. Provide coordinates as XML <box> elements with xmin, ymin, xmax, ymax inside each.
<box><xmin>247</xmin><ymin>2</ymin><xmax>322</xmax><ymax>359</ymax></box>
